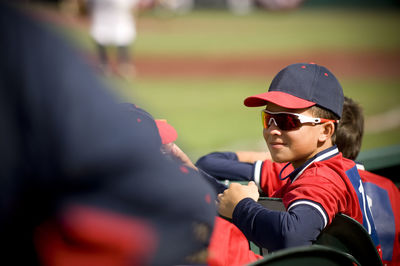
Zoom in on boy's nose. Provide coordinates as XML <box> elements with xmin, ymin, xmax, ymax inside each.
<box><xmin>266</xmin><ymin>118</ymin><xmax>281</xmax><ymax>135</ymax></box>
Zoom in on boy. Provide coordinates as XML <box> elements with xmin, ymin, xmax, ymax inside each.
<box><xmin>216</xmin><ymin>63</ymin><xmax>381</xmax><ymax>253</ymax></box>
<box><xmin>199</xmin><ymin>96</ymin><xmax>399</xmax><ymax>264</ymax></box>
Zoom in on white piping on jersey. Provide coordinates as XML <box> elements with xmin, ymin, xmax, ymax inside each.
<box><xmin>254</xmin><ymin>160</ymin><xmax>263</xmax><ymax>191</ymax></box>
<box><xmin>291</xmin><ymin>147</ymin><xmax>339</xmax><ymax>183</ymax></box>
<box><xmin>358</xmin><ymin>179</ymin><xmax>372</xmax><ymax>234</ymax></box>
<box><xmin>356</xmin><ymin>163</ymin><xmax>365</xmax><ymax>170</ymax></box>
<box><xmin>288</xmin><ymin>200</ymin><xmax>328</xmax><ymax>228</ymax></box>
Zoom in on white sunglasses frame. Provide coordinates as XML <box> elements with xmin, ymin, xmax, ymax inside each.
<box><xmin>262</xmin><ymin>110</ymin><xmax>339</xmax><ymax>129</ymax></box>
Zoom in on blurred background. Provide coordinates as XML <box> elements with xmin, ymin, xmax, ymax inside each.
<box><xmin>24</xmin><ymin>0</ymin><xmax>400</xmax><ymax>164</ymax></box>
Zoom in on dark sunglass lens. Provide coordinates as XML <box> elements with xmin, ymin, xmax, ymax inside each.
<box><xmin>287</xmin><ymin>114</ymin><xmax>300</xmax><ymax>130</ymax></box>
<box><xmin>274</xmin><ymin>114</ymin><xmax>289</xmax><ymax>130</ymax></box>
<box><xmin>276</xmin><ymin>113</ymin><xmax>301</xmax><ymax>130</ymax></box>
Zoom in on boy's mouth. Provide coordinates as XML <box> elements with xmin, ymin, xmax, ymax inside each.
<box><xmin>269</xmin><ymin>141</ymin><xmax>286</xmax><ymax>149</ymax></box>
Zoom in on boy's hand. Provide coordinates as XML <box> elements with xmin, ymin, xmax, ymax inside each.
<box><xmin>217</xmin><ymin>181</ymin><xmax>259</xmax><ymax>219</ymax></box>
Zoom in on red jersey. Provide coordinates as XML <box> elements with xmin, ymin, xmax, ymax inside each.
<box><xmin>252</xmin><ymin>150</ymin><xmax>393</xmax><ymax>262</ymax></box>
<box><xmin>358</xmin><ymin>166</ymin><xmax>400</xmax><ymax>265</ymax></box>
<box><xmin>207</xmin><ymin>217</ymin><xmax>263</xmax><ymax>266</ymax></box>
<box><xmin>273</xmin><ymin>154</ymin><xmax>363</xmax><ymax>227</ymax></box>
<box><xmin>252</xmin><ymin>147</ymin><xmax>380</xmax><ymax>247</ymax></box>
<box><xmin>256</xmin><ymin>150</ymin><xmax>363</xmax><ymax>226</ymax></box>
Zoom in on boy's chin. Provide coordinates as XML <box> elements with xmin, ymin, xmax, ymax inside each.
<box><xmin>270</xmin><ymin>154</ymin><xmax>290</xmax><ymax>164</ymax></box>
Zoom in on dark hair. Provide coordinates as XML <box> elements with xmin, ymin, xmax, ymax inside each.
<box><xmin>310</xmin><ymin>105</ymin><xmax>340</xmax><ymax>144</ymax></box>
<box><xmin>334</xmin><ymin>97</ymin><xmax>364</xmax><ymax>160</ymax></box>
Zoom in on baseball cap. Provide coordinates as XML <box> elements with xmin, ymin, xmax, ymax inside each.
<box><xmin>155</xmin><ymin>119</ymin><xmax>178</xmax><ymax>145</ymax></box>
<box><xmin>244</xmin><ymin>63</ymin><xmax>344</xmax><ymax>118</ymax></box>
<box><xmin>121</xmin><ymin>103</ymin><xmax>178</xmax><ymax>145</ymax></box>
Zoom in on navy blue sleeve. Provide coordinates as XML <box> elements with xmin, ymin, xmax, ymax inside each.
<box><xmin>232</xmin><ymin>198</ymin><xmax>325</xmax><ymax>251</ymax></box>
<box><xmin>195</xmin><ymin>152</ymin><xmax>255</xmax><ymax>181</ymax></box>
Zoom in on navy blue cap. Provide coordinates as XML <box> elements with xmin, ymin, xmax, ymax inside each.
<box><xmin>121</xmin><ymin>103</ymin><xmax>178</xmax><ymax>145</ymax></box>
<box><xmin>244</xmin><ymin>63</ymin><xmax>344</xmax><ymax>118</ymax></box>
<box><xmin>120</xmin><ymin>103</ymin><xmax>163</xmax><ymax>148</ymax></box>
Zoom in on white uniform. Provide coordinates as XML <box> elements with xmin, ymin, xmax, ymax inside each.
<box><xmin>89</xmin><ymin>0</ymin><xmax>139</xmax><ymax>46</ymax></box>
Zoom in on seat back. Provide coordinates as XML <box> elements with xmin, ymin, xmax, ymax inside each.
<box><xmin>257</xmin><ymin>197</ymin><xmax>285</xmax><ymax>211</ymax></box>
<box><xmin>249</xmin><ymin>197</ymin><xmax>285</xmax><ymax>255</ymax></box>
<box><xmin>247</xmin><ymin>244</ymin><xmax>360</xmax><ymax>266</ymax></box>
<box><xmin>315</xmin><ymin>213</ymin><xmax>382</xmax><ymax>266</ymax></box>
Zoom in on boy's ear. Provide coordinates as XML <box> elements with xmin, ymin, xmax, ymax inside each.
<box><xmin>318</xmin><ymin>121</ymin><xmax>335</xmax><ymax>142</ymax></box>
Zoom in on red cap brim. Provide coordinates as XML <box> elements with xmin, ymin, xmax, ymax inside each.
<box><xmin>155</xmin><ymin>120</ymin><xmax>178</xmax><ymax>145</ymax></box>
<box><xmin>244</xmin><ymin>91</ymin><xmax>316</xmax><ymax>109</ymax></box>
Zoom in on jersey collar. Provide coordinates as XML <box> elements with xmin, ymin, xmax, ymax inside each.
<box><xmin>355</xmin><ymin>162</ymin><xmax>365</xmax><ymax>170</ymax></box>
<box><xmin>279</xmin><ymin>145</ymin><xmax>340</xmax><ymax>182</ymax></box>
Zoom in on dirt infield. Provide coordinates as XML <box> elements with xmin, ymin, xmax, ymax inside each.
<box><xmin>134</xmin><ymin>51</ymin><xmax>400</xmax><ymax>78</ymax></box>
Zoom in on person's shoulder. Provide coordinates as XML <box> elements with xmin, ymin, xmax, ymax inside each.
<box><xmin>302</xmin><ymin>163</ymin><xmax>340</xmax><ymax>179</ymax></box>
<box><xmin>341</xmin><ymin>156</ymin><xmax>358</xmax><ymax>168</ymax></box>
<box><xmin>303</xmin><ymin>155</ymin><xmax>355</xmax><ymax>181</ymax></box>
<box><xmin>358</xmin><ymin>169</ymin><xmax>385</xmax><ymax>181</ymax></box>
<box><xmin>316</xmin><ymin>153</ymin><xmax>357</xmax><ymax>172</ymax></box>
<box><xmin>359</xmin><ymin>169</ymin><xmax>398</xmax><ymax>190</ymax></box>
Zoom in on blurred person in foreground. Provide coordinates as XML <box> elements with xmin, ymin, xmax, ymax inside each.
<box><xmin>121</xmin><ymin>103</ymin><xmax>196</xmax><ymax>169</ymax></box>
<box><xmin>197</xmin><ymin>96</ymin><xmax>400</xmax><ymax>265</ymax></box>
<box><xmin>121</xmin><ymin>103</ymin><xmax>228</xmax><ymax>194</ymax></box>
<box><xmin>122</xmin><ymin>103</ymin><xmax>263</xmax><ymax>265</ymax></box>
<box><xmin>0</xmin><ymin>2</ymin><xmax>216</xmax><ymax>265</ymax></box>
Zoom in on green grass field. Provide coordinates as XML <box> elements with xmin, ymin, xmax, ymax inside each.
<box><xmin>64</xmin><ymin>9</ymin><xmax>400</xmax><ymax>55</ymax></box>
<box><xmin>56</xmin><ymin>7</ymin><xmax>400</xmax><ymax>161</ymax></box>
<box><xmin>111</xmin><ymin>76</ymin><xmax>400</xmax><ymax>160</ymax></box>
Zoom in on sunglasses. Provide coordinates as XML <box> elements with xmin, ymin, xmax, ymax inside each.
<box><xmin>261</xmin><ymin>110</ymin><xmax>339</xmax><ymax>131</ymax></box>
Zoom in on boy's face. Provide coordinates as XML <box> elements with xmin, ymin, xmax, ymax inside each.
<box><xmin>263</xmin><ymin>103</ymin><xmax>325</xmax><ymax>168</ymax></box>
